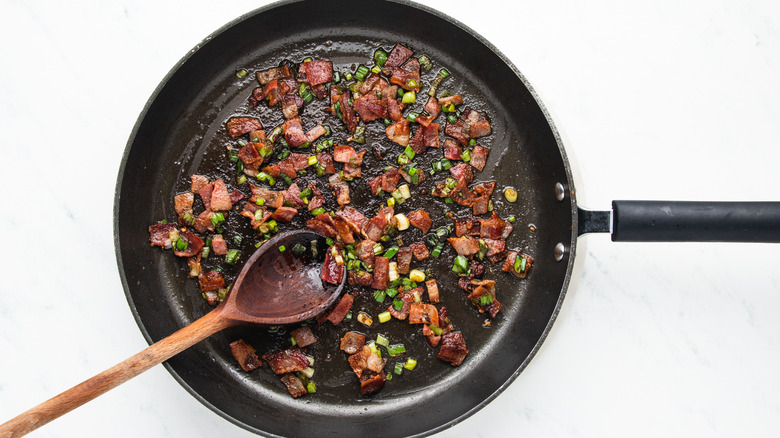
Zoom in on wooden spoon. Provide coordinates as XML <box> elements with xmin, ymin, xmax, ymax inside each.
<box><xmin>0</xmin><ymin>230</ymin><xmax>346</xmax><ymax>438</ymax></box>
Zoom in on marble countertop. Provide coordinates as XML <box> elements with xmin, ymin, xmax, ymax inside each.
<box><xmin>2</xmin><ymin>0</ymin><xmax>779</xmax><ymax>436</ymax></box>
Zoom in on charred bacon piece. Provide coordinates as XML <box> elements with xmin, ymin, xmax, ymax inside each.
<box><xmin>230</xmin><ymin>339</ymin><xmax>262</xmax><ymax>372</ymax></box>
<box><xmin>437</xmin><ymin>332</ymin><xmax>469</xmax><ymax>366</ymax></box>
<box><xmin>262</xmin><ymin>347</ymin><xmax>310</xmax><ymax>375</ymax></box>
<box><xmin>227</xmin><ymin>117</ymin><xmax>262</xmax><ymax>138</ymax></box>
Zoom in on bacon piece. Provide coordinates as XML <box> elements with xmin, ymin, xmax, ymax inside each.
<box><xmin>449</xmin><ymin>178</ymin><xmax>476</xmax><ymax>207</ymax></box>
<box><xmin>335</xmin><ymin>206</ymin><xmax>367</xmax><ymax>233</ymax></box>
<box><xmin>339</xmin><ymin>92</ymin><xmax>358</xmax><ymax>134</ymax></box>
<box><xmin>282</xmin><ymin>182</ymin><xmax>306</xmax><ymax>208</ymax></box>
<box><xmin>483</xmin><ymin>238</ymin><xmax>506</xmax><ymax>257</ymax></box>
<box><xmin>348</xmin><ymin>270</ymin><xmax>373</xmax><ymax>287</ymax></box>
<box><xmin>190</xmin><ymin>174</ymin><xmax>209</xmax><ymax>193</ymax></box>
<box><xmin>198</xmin><ymin>270</ymin><xmax>225</xmax><ymax>292</ymax></box>
<box><xmin>449</xmin><ymin>163</ymin><xmax>474</xmax><ymax>185</ymax></box>
<box><xmin>385</xmin><ymin>94</ymin><xmax>403</xmax><ymax>121</ymax></box>
<box><xmin>460</xmin><ymin>107</ymin><xmax>492</xmax><ymax>139</ymax></box>
<box><xmin>326</xmin><ymin>293</ymin><xmax>354</xmax><ymax>325</ymax></box>
<box><xmin>227</xmin><ymin>117</ymin><xmax>262</xmax><ymax>138</ymax></box>
<box><xmin>502</xmin><ymin>251</ymin><xmax>533</xmax><ymax>279</ymax></box>
<box><xmin>384</xmin><ymin>43</ymin><xmax>414</xmax><ymax>69</ymax></box>
<box><xmin>315</xmin><ymin>153</ymin><xmax>337</xmax><ymax>174</ymax></box>
<box><xmin>353</xmin><ymin>93</ymin><xmax>386</xmax><ymax>122</ymax></box>
<box><xmin>408</xmin><ymin>125</ymin><xmax>426</xmax><ymax>155</ymax></box>
<box><xmin>305</xmin><ymin>124</ymin><xmax>328</xmax><ymax>144</ymax></box>
<box><xmin>390</xmin><ymin>64</ymin><xmax>421</xmax><ymax>91</ymax></box>
<box><xmin>409</xmin><ymin>242</ymin><xmax>430</xmax><ymax>261</ymax></box>
<box><xmin>209</xmin><ymin>179</ymin><xmax>233</xmax><ymax>211</ymax></box>
<box><xmin>416</xmin><ymin>96</ymin><xmax>441</xmax><ymax>127</ymax></box>
<box><xmin>333</xmin><ymin>146</ymin><xmax>366</xmax><ymax>167</ymax></box>
<box><xmin>409</xmin><ymin>303</ymin><xmax>439</xmax><ymax>326</ymax></box>
<box><xmin>438</xmin><ymin>332</ymin><xmax>469</xmax><ymax>366</ymax></box>
<box><xmin>230</xmin><ymin>339</ymin><xmax>262</xmax><ymax>372</ymax></box>
<box><xmin>280</xmin><ymin>373</ymin><xmax>308</xmax><ymax>398</ymax></box>
<box><xmin>361</xmin><ymin>206</ymin><xmax>394</xmax><ymax>241</ymax></box>
<box><xmin>468</xmin><ymin>282</ymin><xmax>502</xmax><ymax>318</ymax></box>
<box><xmin>479</xmin><ymin>212</ymin><xmax>508</xmax><ymax>240</ymax></box>
<box><xmin>198</xmin><ymin>182</ymin><xmax>214</xmax><ymax>211</ymax></box>
<box><xmin>262</xmin><ymin>347</ymin><xmax>310</xmax><ymax>375</ymax></box>
<box><xmin>368</xmin><ymin>167</ymin><xmax>401</xmax><ymax>195</ymax></box>
<box><xmin>443</xmin><ymin>138</ymin><xmax>463</xmax><ymax>161</ymax></box>
<box><xmin>470</xmin><ymin>144</ymin><xmax>490</xmax><ymax>171</ymax></box>
<box><xmin>385</xmin><ymin>119</ymin><xmax>410</xmax><ymax>146</ymax></box>
<box><xmin>340</xmin><ymin>331</ymin><xmax>366</xmax><ymax>355</ymax></box>
<box><xmin>255</xmin><ymin>65</ymin><xmax>291</xmax><ymax>85</ymax></box>
<box><xmin>302</xmin><ymin>60</ymin><xmax>333</xmax><ymax>86</ymax></box>
<box><xmin>348</xmin><ymin>345</ymin><xmax>387</xmax><ymax>395</ymax></box>
<box><xmin>423</xmin><ymin>122</ymin><xmax>440</xmax><ymax>149</ymax></box>
<box><xmin>193</xmin><ymin>210</ymin><xmax>216</xmax><ymax>233</ymax></box>
<box><xmin>447</xmin><ymin>236</ymin><xmax>480</xmax><ymax>257</ymax></box>
<box><xmin>321</xmin><ymin>249</ymin><xmax>345</xmax><ymax>285</ymax></box>
<box><xmin>281</xmin><ymin>93</ymin><xmax>300</xmax><ymax>119</ymax></box>
<box><xmin>174</xmin><ymin>192</ymin><xmax>194</xmax><ymax>220</ymax></box>
<box><xmin>426</xmin><ymin>279</ymin><xmax>440</xmax><ymax>303</ymax></box>
<box><xmin>472</xmin><ymin>181</ymin><xmax>495</xmax><ymax>216</ymax></box>
<box><xmin>307</xmin><ymin>216</ymin><xmax>337</xmax><ymax>238</ymax></box>
<box><xmin>271</xmin><ymin>206</ymin><xmax>298</xmax><ymax>223</ymax></box>
<box><xmin>290</xmin><ymin>326</ymin><xmax>317</xmax><ymax>348</ymax></box>
<box><xmin>288</xmin><ymin>153</ymin><xmax>311</xmax><ymax>171</ymax></box>
<box><xmin>328</xmin><ymin>173</ymin><xmax>350</xmax><ymax>205</ymax></box>
<box><xmin>149</xmin><ymin>222</ymin><xmax>176</xmax><ymax>248</ymax></box>
<box><xmin>332</xmin><ymin>214</ymin><xmax>356</xmax><ymax>244</ymax></box>
<box><xmin>438</xmin><ymin>94</ymin><xmax>463</xmax><ymax>107</ymax></box>
<box><xmin>211</xmin><ymin>234</ymin><xmax>228</xmax><ymax>256</ymax></box>
<box><xmin>249</xmin><ymin>184</ymin><xmax>283</xmax><ymax>208</ymax></box>
<box><xmin>388</xmin><ymin>289</ymin><xmax>415</xmax><ymax>320</ymax></box>
<box><xmin>454</xmin><ymin>216</ymin><xmax>481</xmax><ymax>237</ymax></box>
<box><xmin>396</xmin><ymin>247</ymin><xmax>412</xmax><ymax>275</ymax></box>
<box><xmin>356</xmin><ymin>239</ymin><xmax>377</xmax><ymax>270</ymax></box>
<box><xmin>444</xmin><ymin>120</ymin><xmax>468</xmax><ymax>145</ymax></box>
<box><xmin>173</xmin><ymin>230</ymin><xmax>204</xmax><ymax>258</ymax></box>
<box><xmin>407</xmin><ymin>210</ymin><xmax>432</xmax><ymax>233</ymax></box>
<box><xmin>283</xmin><ymin>117</ymin><xmax>308</xmax><ymax>147</ymax></box>
<box><xmin>371</xmin><ymin>256</ymin><xmax>390</xmax><ymax>290</ymax></box>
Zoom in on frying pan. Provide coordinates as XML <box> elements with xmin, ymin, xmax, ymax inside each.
<box><xmin>112</xmin><ymin>1</ymin><xmax>780</xmax><ymax>437</ymax></box>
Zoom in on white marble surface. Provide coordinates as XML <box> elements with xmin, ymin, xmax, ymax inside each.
<box><xmin>1</xmin><ymin>0</ymin><xmax>780</xmax><ymax>437</ymax></box>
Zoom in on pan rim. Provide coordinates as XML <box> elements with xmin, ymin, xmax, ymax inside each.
<box><xmin>113</xmin><ymin>0</ymin><xmax>579</xmax><ymax>436</ymax></box>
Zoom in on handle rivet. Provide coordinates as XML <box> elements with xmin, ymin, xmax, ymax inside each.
<box><xmin>555</xmin><ymin>183</ymin><xmax>565</xmax><ymax>201</ymax></box>
<box><xmin>554</xmin><ymin>242</ymin><xmax>565</xmax><ymax>261</ymax></box>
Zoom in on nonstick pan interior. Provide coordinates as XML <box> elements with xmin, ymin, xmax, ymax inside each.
<box><xmin>115</xmin><ymin>1</ymin><xmax>577</xmax><ymax>436</ymax></box>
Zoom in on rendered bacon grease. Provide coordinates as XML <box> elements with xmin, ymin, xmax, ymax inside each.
<box><xmin>148</xmin><ymin>43</ymin><xmax>532</xmax><ymax>398</ymax></box>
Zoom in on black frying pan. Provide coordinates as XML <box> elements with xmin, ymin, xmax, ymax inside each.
<box><xmin>114</xmin><ymin>1</ymin><xmax>780</xmax><ymax>437</ymax></box>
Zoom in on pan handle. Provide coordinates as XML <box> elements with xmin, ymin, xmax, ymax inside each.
<box><xmin>579</xmin><ymin>201</ymin><xmax>780</xmax><ymax>242</ymax></box>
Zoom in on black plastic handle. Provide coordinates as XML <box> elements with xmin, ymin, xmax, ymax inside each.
<box><xmin>609</xmin><ymin>201</ymin><xmax>780</xmax><ymax>242</ymax></box>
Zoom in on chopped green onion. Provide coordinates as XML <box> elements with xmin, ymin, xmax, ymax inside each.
<box><xmin>403</xmin><ymin>358</ymin><xmax>417</xmax><ymax>370</ymax></box>
<box><xmin>406</xmin><ymin>79</ymin><xmax>418</xmax><ymax>89</ymax></box>
<box><xmin>404</xmin><ymin>145</ymin><xmax>416</xmax><ymax>160</ymax></box>
<box><xmin>394</xmin><ymin>363</ymin><xmax>404</xmax><ymax>375</ymax></box>
<box><xmin>392</xmin><ymin>298</ymin><xmax>404</xmax><ymax>311</ymax></box>
<box><xmin>233</xmin><ymin>235</ymin><xmax>243</xmax><ymax>246</ymax></box>
<box><xmin>236</xmin><ymin>68</ymin><xmax>248</xmax><ymax>78</ymax></box>
<box><xmin>515</xmin><ymin>255</ymin><xmax>528</xmax><ymax>273</ymax></box>
<box><xmin>430</xmin><ymin>241</ymin><xmax>444</xmax><ymax>258</ymax></box>
<box><xmin>354</xmin><ymin>65</ymin><xmax>369</xmax><ymax>82</ymax></box>
<box><xmin>210</xmin><ymin>212</ymin><xmax>226</xmax><ymax>228</ymax></box>
<box><xmin>440</xmin><ymin>158</ymin><xmax>453</xmax><ymax>170</ymax></box>
<box><xmin>402</xmin><ymin>91</ymin><xmax>416</xmax><ymax>104</ymax></box>
<box><xmin>373</xmin><ymin>289</ymin><xmax>387</xmax><ymax>303</ymax></box>
<box><xmin>201</xmin><ymin>246</ymin><xmax>210</xmax><ymax>259</ymax></box>
<box><xmin>461</xmin><ymin>149</ymin><xmax>472</xmax><ymax>162</ymax></box>
<box><xmin>292</xmin><ymin>243</ymin><xmax>306</xmax><ymax>255</ymax></box>
<box><xmin>418</xmin><ymin>55</ymin><xmax>432</xmax><ymax>72</ymax></box>
<box><xmin>385</xmin><ymin>288</ymin><xmax>398</xmax><ymax>298</ymax></box>
<box><xmin>383</xmin><ymin>246</ymin><xmax>399</xmax><ymax>259</ymax></box>
<box><xmin>387</xmin><ymin>344</ymin><xmax>406</xmax><ymax>357</ymax></box>
<box><xmin>300</xmin><ymin>187</ymin><xmax>313</xmax><ymax>199</ymax></box>
<box><xmin>406</xmin><ymin>111</ymin><xmax>419</xmax><ymax>123</ymax></box>
<box><xmin>174</xmin><ymin>237</ymin><xmax>188</xmax><ymax>251</ymax></box>
<box><xmin>333</xmin><ymin>71</ymin><xmax>341</xmax><ymax>83</ymax></box>
<box><xmin>446</xmin><ymin>113</ymin><xmax>457</xmax><ymax>124</ymax></box>
<box><xmin>376</xmin><ymin>334</ymin><xmax>390</xmax><ymax>348</ymax></box>
<box><xmin>306</xmin><ymin>381</ymin><xmax>317</xmax><ymax>394</ymax></box>
<box><xmin>504</xmin><ymin>187</ymin><xmax>518</xmax><ymax>203</ymax></box>
<box><xmin>278</xmin><ymin>245</ymin><xmax>286</xmax><ymax>252</ymax></box>
<box><xmin>307</xmin><ymin>155</ymin><xmax>318</xmax><ymax>166</ymax></box>
<box><xmin>225</xmin><ymin>250</ymin><xmax>241</xmax><ymax>265</ymax></box>
<box><xmin>374</xmin><ymin>49</ymin><xmax>388</xmax><ymax>67</ymax></box>
<box><xmin>452</xmin><ymin>255</ymin><xmax>469</xmax><ymax>273</ymax></box>
<box><xmin>429</xmin><ymin>324</ymin><xmax>443</xmax><ymax>336</ymax></box>
<box><xmin>371</xmin><ymin>65</ymin><xmax>381</xmax><ymax>74</ymax></box>
<box><xmin>397</xmin><ymin>153</ymin><xmax>410</xmax><ymax>166</ymax></box>
<box><xmin>480</xmin><ymin>294</ymin><xmax>494</xmax><ymax>306</ymax></box>
<box><xmin>439</xmin><ymin>68</ymin><xmax>450</xmax><ymax>78</ymax></box>
<box><xmin>373</xmin><ymin>243</ymin><xmax>383</xmax><ymax>255</ymax></box>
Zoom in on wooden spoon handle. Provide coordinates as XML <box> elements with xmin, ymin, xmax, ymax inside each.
<box><xmin>0</xmin><ymin>309</ymin><xmax>233</xmax><ymax>438</ymax></box>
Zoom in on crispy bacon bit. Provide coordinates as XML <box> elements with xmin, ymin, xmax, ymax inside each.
<box><xmin>423</xmin><ymin>122</ymin><xmax>441</xmax><ymax>149</ymax></box>
<box><xmin>190</xmin><ymin>174</ymin><xmax>209</xmax><ymax>193</ymax></box>
<box><xmin>447</xmin><ymin>236</ymin><xmax>480</xmax><ymax>257</ymax></box>
<box><xmin>461</xmin><ymin>107</ymin><xmax>492</xmax><ymax>138</ymax></box>
<box><xmin>198</xmin><ymin>270</ymin><xmax>225</xmax><ymax>292</ymax></box>
<box><xmin>306</xmin><ymin>124</ymin><xmax>328</xmax><ymax>144</ymax></box>
<box><xmin>362</xmin><ymin>206</ymin><xmax>394</xmax><ymax>241</ymax></box>
<box><xmin>328</xmin><ymin>173</ymin><xmax>351</xmax><ymax>205</ymax></box>
<box><xmin>193</xmin><ymin>210</ymin><xmax>216</xmax><ymax>233</ymax></box>
<box><xmin>332</xmin><ymin>214</ymin><xmax>356</xmax><ymax>244</ymax></box>
<box><xmin>255</xmin><ymin>65</ymin><xmax>291</xmax><ymax>85</ymax></box>
<box><xmin>408</xmin><ymin>125</ymin><xmax>426</xmax><ymax>155</ymax></box>
<box><xmin>388</xmin><ymin>289</ymin><xmax>416</xmax><ymax>320</ymax></box>
<box><xmin>262</xmin><ymin>347</ymin><xmax>310</xmax><ymax>375</ymax></box>
<box><xmin>385</xmin><ymin>119</ymin><xmax>410</xmax><ymax>146</ymax></box>
<box><xmin>326</xmin><ymin>293</ymin><xmax>354</xmax><ymax>326</ymax></box>
<box><xmin>174</xmin><ymin>192</ymin><xmax>194</xmax><ymax>221</ymax></box>
<box><xmin>407</xmin><ymin>210</ymin><xmax>432</xmax><ymax>233</ymax></box>
<box><xmin>283</xmin><ymin>117</ymin><xmax>308</xmax><ymax>147</ymax></box>
<box><xmin>302</xmin><ymin>60</ymin><xmax>333</xmax><ymax>86</ymax></box>
<box><xmin>385</xmin><ymin>94</ymin><xmax>404</xmax><ymax>121</ymax></box>
<box><xmin>209</xmin><ymin>179</ymin><xmax>233</xmax><ymax>211</ymax></box>
<box><xmin>449</xmin><ymin>163</ymin><xmax>474</xmax><ymax>185</ymax></box>
<box><xmin>368</xmin><ymin>167</ymin><xmax>401</xmax><ymax>195</ymax></box>
<box><xmin>502</xmin><ymin>251</ymin><xmax>533</xmax><ymax>279</ymax></box>
<box><xmin>438</xmin><ymin>331</ymin><xmax>469</xmax><ymax>366</ymax></box>
<box><xmin>471</xmin><ymin>181</ymin><xmax>496</xmax><ymax>215</ymax></box>
<box><xmin>280</xmin><ymin>373</ymin><xmax>308</xmax><ymax>398</ymax></box>
<box><xmin>390</xmin><ymin>63</ymin><xmax>421</xmax><ymax>91</ymax></box>
<box><xmin>356</xmin><ymin>239</ymin><xmax>377</xmax><ymax>270</ymax></box>
<box><xmin>455</xmin><ymin>216</ymin><xmax>481</xmax><ymax>237</ymax></box>
<box><xmin>211</xmin><ymin>234</ymin><xmax>228</xmax><ymax>255</ymax></box>
<box><xmin>443</xmin><ymin>138</ymin><xmax>463</xmax><ymax>161</ymax></box>
<box><xmin>149</xmin><ymin>222</ymin><xmax>176</xmax><ymax>248</ymax></box>
<box><xmin>348</xmin><ymin>345</ymin><xmax>387</xmax><ymax>395</ymax></box>
<box><xmin>426</xmin><ymin>279</ymin><xmax>440</xmax><ymax>303</ymax></box>
<box><xmin>371</xmin><ymin>256</ymin><xmax>390</xmax><ymax>290</ymax></box>
<box><xmin>340</xmin><ymin>93</ymin><xmax>358</xmax><ymax>134</ymax></box>
<box><xmin>470</xmin><ymin>144</ymin><xmax>490</xmax><ymax>171</ymax></box>
<box><xmin>315</xmin><ymin>153</ymin><xmax>337</xmax><ymax>174</ymax></box>
<box><xmin>416</xmin><ymin>96</ymin><xmax>441</xmax><ymax>127</ymax></box>
<box><xmin>409</xmin><ymin>303</ymin><xmax>439</xmax><ymax>326</ymax></box>
<box><xmin>340</xmin><ymin>331</ymin><xmax>366</xmax><ymax>355</ymax></box>
<box><xmin>227</xmin><ymin>117</ymin><xmax>262</xmax><ymax>138</ymax></box>
<box><xmin>291</xmin><ymin>326</ymin><xmax>318</xmax><ymax>348</ymax></box>
<box><xmin>307</xmin><ymin>213</ymin><xmax>337</xmax><ymax>238</ymax></box>
<box><xmin>348</xmin><ymin>270</ymin><xmax>373</xmax><ymax>287</ymax></box>
<box><xmin>468</xmin><ymin>281</ymin><xmax>502</xmax><ymax>318</ymax></box>
<box><xmin>479</xmin><ymin>212</ymin><xmax>509</xmax><ymax>240</ymax></box>
<box><xmin>173</xmin><ymin>230</ymin><xmax>204</xmax><ymax>258</ymax></box>
<box><xmin>335</xmin><ymin>206</ymin><xmax>368</xmax><ymax>233</ymax></box>
<box><xmin>321</xmin><ymin>249</ymin><xmax>345</xmax><ymax>285</ymax></box>
<box><xmin>271</xmin><ymin>206</ymin><xmax>298</xmax><ymax>222</ymax></box>
<box><xmin>384</xmin><ymin>43</ymin><xmax>414</xmax><ymax>69</ymax></box>
<box><xmin>353</xmin><ymin>93</ymin><xmax>387</xmax><ymax>122</ymax></box>
<box><xmin>396</xmin><ymin>247</ymin><xmax>412</xmax><ymax>275</ymax></box>
<box><xmin>409</xmin><ymin>242</ymin><xmax>430</xmax><ymax>260</ymax></box>
<box><xmin>230</xmin><ymin>339</ymin><xmax>262</xmax><ymax>372</ymax></box>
